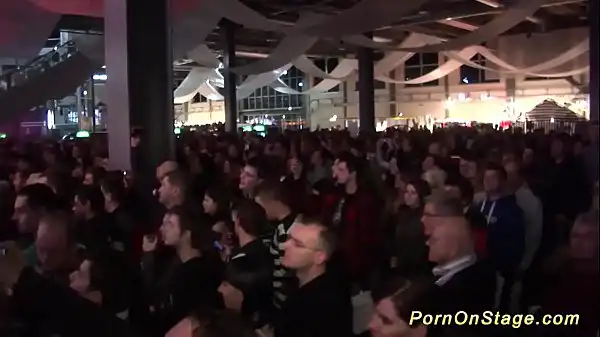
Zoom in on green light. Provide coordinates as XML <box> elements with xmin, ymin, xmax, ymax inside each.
<box><xmin>252</xmin><ymin>125</ymin><xmax>265</xmax><ymax>132</ymax></box>
<box><xmin>0</xmin><ymin>133</ymin><xmax>7</xmax><ymax>139</ymax></box>
<box><xmin>174</xmin><ymin>128</ymin><xmax>181</xmax><ymax>135</ymax></box>
<box><xmin>75</xmin><ymin>131</ymin><xmax>90</xmax><ymax>138</ymax></box>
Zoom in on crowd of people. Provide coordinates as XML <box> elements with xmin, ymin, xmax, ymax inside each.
<box><xmin>0</xmin><ymin>124</ymin><xmax>598</xmax><ymax>337</ymax></box>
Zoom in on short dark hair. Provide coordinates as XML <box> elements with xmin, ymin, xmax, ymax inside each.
<box><xmin>75</xmin><ymin>185</ymin><xmax>105</xmax><ymax>214</ymax></box>
<box><xmin>234</xmin><ymin>200</ymin><xmax>267</xmax><ymax>237</ymax></box>
<box><xmin>445</xmin><ymin>176</ymin><xmax>474</xmax><ymax>202</ymax></box>
<box><xmin>163</xmin><ymin>169</ymin><xmax>189</xmax><ymax>192</ymax></box>
<box><xmin>205</xmin><ymin>185</ymin><xmax>231</xmax><ymax>216</ymax></box>
<box><xmin>484</xmin><ymin>162</ymin><xmax>507</xmax><ymax>180</ymax></box>
<box><xmin>335</xmin><ymin>152</ymin><xmax>360</xmax><ymax>173</ymax></box>
<box><xmin>99</xmin><ymin>172</ymin><xmax>127</xmax><ymax>204</ymax></box>
<box><xmin>167</xmin><ymin>206</ymin><xmax>214</xmax><ymax>251</ymax></box>
<box><xmin>296</xmin><ymin>215</ymin><xmax>337</xmax><ymax>259</ymax></box>
<box><xmin>254</xmin><ymin>180</ymin><xmax>291</xmax><ymax>207</ymax></box>
<box><xmin>244</xmin><ymin>157</ymin><xmax>269</xmax><ymax>180</ymax></box>
<box><xmin>18</xmin><ymin>183</ymin><xmax>57</xmax><ymax>213</ymax></box>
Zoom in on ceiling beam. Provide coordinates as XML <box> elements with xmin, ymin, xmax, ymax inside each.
<box><xmin>380</xmin><ymin>0</ymin><xmax>586</xmax><ymax>29</ymax></box>
<box><xmin>437</xmin><ymin>19</ymin><xmax>479</xmax><ymax>31</ymax></box>
<box><xmin>473</xmin><ymin>0</ymin><xmax>543</xmax><ymax>25</ymax></box>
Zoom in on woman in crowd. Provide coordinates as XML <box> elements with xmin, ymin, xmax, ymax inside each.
<box><xmin>386</xmin><ymin>179</ymin><xmax>431</xmax><ymax>279</ymax></box>
<box><xmin>368</xmin><ymin>278</ymin><xmax>436</xmax><ymax>337</ymax></box>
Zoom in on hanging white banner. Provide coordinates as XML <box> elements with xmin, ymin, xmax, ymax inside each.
<box><xmin>445</xmin><ymin>38</ymin><xmax>590</xmax><ymax>76</ymax></box>
<box><xmin>292</xmin><ymin>56</ymin><xmax>358</xmax><ymax>80</ymax></box>
<box><xmin>374</xmin><ymin>34</ymin><xmax>443</xmax><ymax>75</ymax></box>
<box><xmin>376</xmin><ymin>47</ymin><xmax>479</xmax><ymax>84</ymax></box>
<box><xmin>270</xmin><ymin>76</ymin><xmax>345</xmax><ymax>95</ymax></box>
<box><xmin>174</xmin><ymin>67</ymin><xmax>217</xmax><ymax>104</ymax></box>
<box><xmin>237</xmin><ymin>64</ymin><xmax>293</xmax><ymax>99</ymax></box>
<box><xmin>229</xmin><ymin>14</ymin><xmax>321</xmax><ymax>75</ymax></box>
<box><xmin>197</xmin><ymin>81</ymin><xmax>224</xmax><ymax>101</ymax></box>
<box><xmin>473</xmin><ymin>39</ymin><xmax>588</xmax><ymax>73</ymax></box>
<box><xmin>343</xmin><ymin>0</ymin><xmax>546</xmax><ymax>52</ymax></box>
<box><xmin>187</xmin><ymin>45</ymin><xmax>221</xmax><ymax>68</ymax></box>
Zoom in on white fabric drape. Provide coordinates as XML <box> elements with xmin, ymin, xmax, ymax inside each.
<box><xmin>374</xmin><ymin>34</ymin><xmax>443</xmax><ymax>75</ymax></box>
<box><xmin>187</xmin><ymin>45</ymin><xmax>221</xmax><ymax>68</ymax></box>
<box><xmin>270</xmin><ymin>77</ymin><xmax>343</xmax><ymax>95</ymax></box>
<box><xmin>292</xmin><ymin>56</ymin><xmax>357</xmax><ymax>80</ymax></box>
<box><xmin>236</xmin><ymin>64</ymin><xmax>293</xmax><ymax>99</ymax></box>
<box><xmin>197</xmin><ymin>81</ymin><xmax>224</xmax><ymax>101</ymax></box>
<box><xmin>343</xmin><ymin>0</ymin><xmax>546</xmax><ymax>52</ymax></box>
<box><xmin>179</xmin><ymin>31</ymin><xmax>590</xmax><ymax>102</ymax></box>
<box><xmin>446</xmin><ymin>38</ymin><xmax>590</xmax><ymax>76</ymax></box>
<box><xmin>376</xmin><ymin>47</ymin><xmax>479</xmax><ymax>84</ymax></box>
<box><xmin>229</xmin><ymin>14</ymin><xmax>321</xmax><ymax>75</ymax></box>
<box><xmin>174</xmin><ymin>67</ymin><xmax>217</xmax><ymax>103</ymax></box>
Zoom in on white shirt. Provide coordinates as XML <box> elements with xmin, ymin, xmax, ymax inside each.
<box><xmin>433</xmin><ymin>254</ymin><xmax>477</xmax><ymax>286</ymax></box>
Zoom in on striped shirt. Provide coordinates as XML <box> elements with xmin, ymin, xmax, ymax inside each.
<box><xmin>269</xmin><ymin>213</ymin><xmax>297</xmax><ymax>310</ymax></box>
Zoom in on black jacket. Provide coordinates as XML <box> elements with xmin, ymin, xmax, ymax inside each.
<box><xmin>274</xmin><ymin>272</ymin><xmax>353</xmax><ymax>337</ymax></box>
<box><xmin>9</xmin><ymin>268</ymin><xmax>142</xmax><ymax>337</ymax></box>
<box><xmin>226</xmin><ymin>239</ymin><xmax>274</xmax><ymax>327</ymax></box>
<box><xmin>430</xmin><ymin>261</ymin><xmax>496</xmax><ymax>337</ymax></box>
<box><xmin>143</xmin><ymin>252</ymin><xmax>224</xmax><ymax>335</ymax></box>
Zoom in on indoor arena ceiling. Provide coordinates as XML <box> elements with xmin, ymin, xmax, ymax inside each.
<box><xmin>47</xmin><ymin>0</ymin><xmax>590</xmax><ymax>58</ymax></box>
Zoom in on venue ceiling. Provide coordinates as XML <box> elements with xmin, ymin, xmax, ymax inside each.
<box><xmin>48</xmin><ymin>0</ymin><xmax>590</xmax><ymax>58</ymax></box>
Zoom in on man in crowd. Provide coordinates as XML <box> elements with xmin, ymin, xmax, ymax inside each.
<box><xmin>275</xmin><ymin>215</ymin><xmax>353</xmax><ymax>337</ymax></box>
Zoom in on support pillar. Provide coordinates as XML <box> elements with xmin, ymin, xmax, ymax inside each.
<box><xmin>87</xmin><ymin>77</ymin><xmax>96</xmax><ymax>132</ymax></box>
<box><xmin>221</xmin><ymin>20</ymin><xmax>238</xmax><ymax>133</ymax></box>
<box><xmin>389</xmin><ymin>69</ymin><xmax>397</xmax><ymax>117</ymax></box>
<box><xmin>357</xmin><ymin>36</ymin><xmax>375</xmax><ymax>134</ymax></box>
<box><xmin>505</xmin><ymin>77</ymin><xmax>517</xmax><ymax>116</ymax></box>
<box><xmin>590</xmin><ymin>0</ymin><xmax>599</xmax><ymax>122</ymax></box>
<box><xmin>104</xmin><ymin>0</ymin><xmax>174</xmax><ymax>174</ymax></box>
<box><xmin>443</xmin><ymin>56</ymin><xmax>451</xmax><ymax>119</ymax></box>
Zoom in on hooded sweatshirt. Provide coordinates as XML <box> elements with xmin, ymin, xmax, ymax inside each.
<box><xmin>477</xmin><ymin>194</ymin><xmax>525</xmax><ymax>274</ymax></box>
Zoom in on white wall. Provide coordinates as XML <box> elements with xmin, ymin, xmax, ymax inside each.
<box><xmin>186</xmin><ymin>100</ymin><xmax>225</xmax><ymax>125</ymax></box>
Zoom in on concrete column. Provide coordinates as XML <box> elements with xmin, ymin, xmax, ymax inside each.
<box><xmin>590</xmin><ymin>0</ymin><xmax>599</xmax><ymax>122</ymax></box>
<box><xmin>389</xmin><ymin>69</ymin><xmax>397</xmax><ymax>117</ymax></box>
<box><xmin>221</xmin><ymin>20</ymin><xmax>238</xmax><ymax>133</ymax></box>
<box><xmin>505</xmin><ymin>77</ymin><xmax>517</xmax><ymax>122</ymax></box>
<box><xmin>357</xmin><ymin>35</ymin><xmax>375</xmax><ymax>134</ymax></box>
<box><xmin>104</xmin><ymin>0</ymin><xmax>174</xmax><ymax>174</ymax></box>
